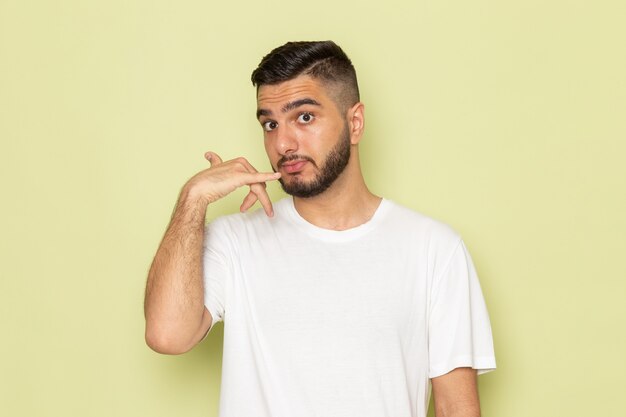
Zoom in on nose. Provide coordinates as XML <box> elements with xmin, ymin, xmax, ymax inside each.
<box><xmin>274</xmin><ymin>125</ymin><xmax>298</xmax><ymax>155</ymax></box>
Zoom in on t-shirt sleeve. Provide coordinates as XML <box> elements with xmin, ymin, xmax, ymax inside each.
<box><xmin>428</xmin><ymin>239</ymin><xmax>496</xmax><ymax>378</ymax></box>
<box><xmin>202</xmin><ymin>219</ymin><xmax>231</xmax><ymax>332</ymax></box>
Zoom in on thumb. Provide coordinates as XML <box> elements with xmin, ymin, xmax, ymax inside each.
<box><xmin>204</xmin><ymin>151</ymin><xmax>223</xmax><ymax>167</ymax></box>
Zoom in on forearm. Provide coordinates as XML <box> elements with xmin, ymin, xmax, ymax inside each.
<box><xmin>434</xmin><ymin>406</ymin><xmax>480</xmax><ymax>417</ymax></box>
<box><xmin>144</xmin><ymin>189</ymin><xmax>209</xmax><ymax>353</ymax></box>
<box><xmin>432</xmin><ymin>368</ymin><xmax>480</xmax><ymax>417</ymax></box>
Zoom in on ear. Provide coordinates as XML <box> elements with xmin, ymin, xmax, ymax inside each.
<box><xmin>347</xmin><ymin>102</ymin><xmax>365</xmax><ymax>145</ymax></box>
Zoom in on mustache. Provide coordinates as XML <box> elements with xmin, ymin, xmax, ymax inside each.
<box><xmin>277</xmin><ymin>154</ymin><xmax>317</xmax><ymax>169</ymax></box>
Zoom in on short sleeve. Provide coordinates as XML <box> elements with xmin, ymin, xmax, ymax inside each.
<box><xmin>202</xmin><ymin>219</ymin><xmax>232</xmax><ymax>332</ymax></box>
<box><xmin>428</xmin><ymin>240</ymin><xmax>496</xmax><ymax>378</ymax></box>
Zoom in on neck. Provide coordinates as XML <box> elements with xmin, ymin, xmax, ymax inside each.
<box><xmin>292</xmin><ymin>151</ymin><xmax>381</xmax><ymax>230</ymax></box>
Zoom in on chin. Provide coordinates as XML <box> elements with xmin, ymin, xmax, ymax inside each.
<box><xmin>279</xmin><ymin>177</ymin><xmax>331</xmax><ymax>199</ymax></box>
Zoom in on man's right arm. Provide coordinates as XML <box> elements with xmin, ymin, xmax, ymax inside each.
<box><xmin>143</xmin><ymin>152</ymin><xmax>280</xmax><ymax>354</ymax></box>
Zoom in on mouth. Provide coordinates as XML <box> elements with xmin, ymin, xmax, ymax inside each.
<box><xmin>277</xmin><ymin>154</ymin><xmax>315</xmax><ymax>174</ymax></box>
<box><xmin>280</xmin><ymin>159</ymin><xmax>309</xmax><ymax>174</ymax></box>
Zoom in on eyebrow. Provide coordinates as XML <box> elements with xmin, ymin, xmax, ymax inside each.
<box><xmin>256</xmin><ymin>98</ymin><xmax>321</xmax><ymax>119</ymax></box>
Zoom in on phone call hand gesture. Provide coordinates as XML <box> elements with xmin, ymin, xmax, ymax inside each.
<box><xmin>182</xmin><ymin>151</ymin><xmax>281</xmax><ymax>217</ymax></box>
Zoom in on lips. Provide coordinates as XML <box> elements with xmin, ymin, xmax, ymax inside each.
<box><xmin>280</xmin><ymin>160</ymin><xmax>308</xmax><ymax>174</ymax></box>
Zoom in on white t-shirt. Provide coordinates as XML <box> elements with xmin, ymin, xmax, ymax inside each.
<box><xmin>203</xmin><ymin>198</ymin><xmax>495</xmax><ymax>417</ymax></box>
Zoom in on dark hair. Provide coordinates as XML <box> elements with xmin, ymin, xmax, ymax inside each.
<box><xmin>251</xmin><ymin>41</ymin><xmax>360</xmax><ymax>109</ymax></box>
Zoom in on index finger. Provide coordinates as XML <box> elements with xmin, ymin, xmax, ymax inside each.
<box><xmin>237</xmin><ymin>172</ymin><xmax>279</xmax><ymax>216</ymax></box>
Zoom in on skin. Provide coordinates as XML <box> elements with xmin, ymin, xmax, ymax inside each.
<box><xmin>144</xmin><ymin>154</ymin><xmax>281</xmax><ymax>353</ymax></box>
<box><xmin>432</xmin><ymin>367</ymin><xmax>481</xmax><ymax>417</ymax></box>
<box><xmin>256</xmin><ymin>75</ymin><xmax>380</xmax><ymax>229</ymax></box>
<box><xmin>144</xmin><ymin>74</ymin><xmax>481</xmax><ymax>416</ymax></box>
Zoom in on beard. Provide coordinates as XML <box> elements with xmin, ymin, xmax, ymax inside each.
<box><xmin>277</xmin><ymin>123</ymin><xmax>351</xmax><ymax>198</ymax></box>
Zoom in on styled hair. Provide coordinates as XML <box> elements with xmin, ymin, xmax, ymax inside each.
<box><xmin>251</xmin><ymin>41</ymin><xmax>360</xmax><ymax>110</ymax></box>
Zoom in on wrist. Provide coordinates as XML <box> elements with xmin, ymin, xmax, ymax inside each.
<box><xmin>178</xmin><ymin>183</ymin><xmax>211</xmax><ymax>212</ymax></box>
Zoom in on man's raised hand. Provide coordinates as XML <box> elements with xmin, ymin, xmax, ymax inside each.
<box><xmin>181</xmin><ymin>151</ymin><xmax>281</xmax><ymax>217</ymax></box>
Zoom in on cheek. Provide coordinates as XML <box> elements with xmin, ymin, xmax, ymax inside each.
<box><xmin>295</xmin><ymin>124</ymin><xmax>324</xmax><ymax>149</ymax></box>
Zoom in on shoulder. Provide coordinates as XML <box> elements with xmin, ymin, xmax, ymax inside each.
<box><xmin>382</xmin><ymin>200</ymin><xmax>462</xmax><ymax>248</ymax></box>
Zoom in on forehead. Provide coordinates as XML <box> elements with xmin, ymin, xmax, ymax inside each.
<box><xmin>256</xmin><ymin>75</ymin><xmax>331</xmax><ymax>108</ymax></box>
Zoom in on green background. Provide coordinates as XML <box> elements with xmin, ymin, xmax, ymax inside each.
<box><xmin>1</xmin><ymin>0</ymin><xmax>625</xmax><ymax>416</ymax></box>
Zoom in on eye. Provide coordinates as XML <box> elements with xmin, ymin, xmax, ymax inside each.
<box><xmin>262</xmin><ymin>120</ymin><xmax>278</xmax><ymax>132</ymax></box>
<box><xmin>297</xmin><ymin>112</ymin><xmax>315</xmax><ymax>124</ymax></box>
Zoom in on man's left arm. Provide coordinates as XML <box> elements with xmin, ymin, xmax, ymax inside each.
<box><xmin>431</xmin><ymin>367</ymin><xmax>480</xmax><ymax>417</ymax></box>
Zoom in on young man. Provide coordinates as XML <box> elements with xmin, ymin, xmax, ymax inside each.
<box><xmin>144</xmin><ymin>41</ymin><xmax>496</xmax><ymax>417</ymax></box>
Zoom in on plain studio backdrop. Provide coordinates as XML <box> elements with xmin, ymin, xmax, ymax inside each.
<box><xmin>1</xmin><ymin>1</ymin><xmax>624</xmax><ymax>416</ymax></box>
